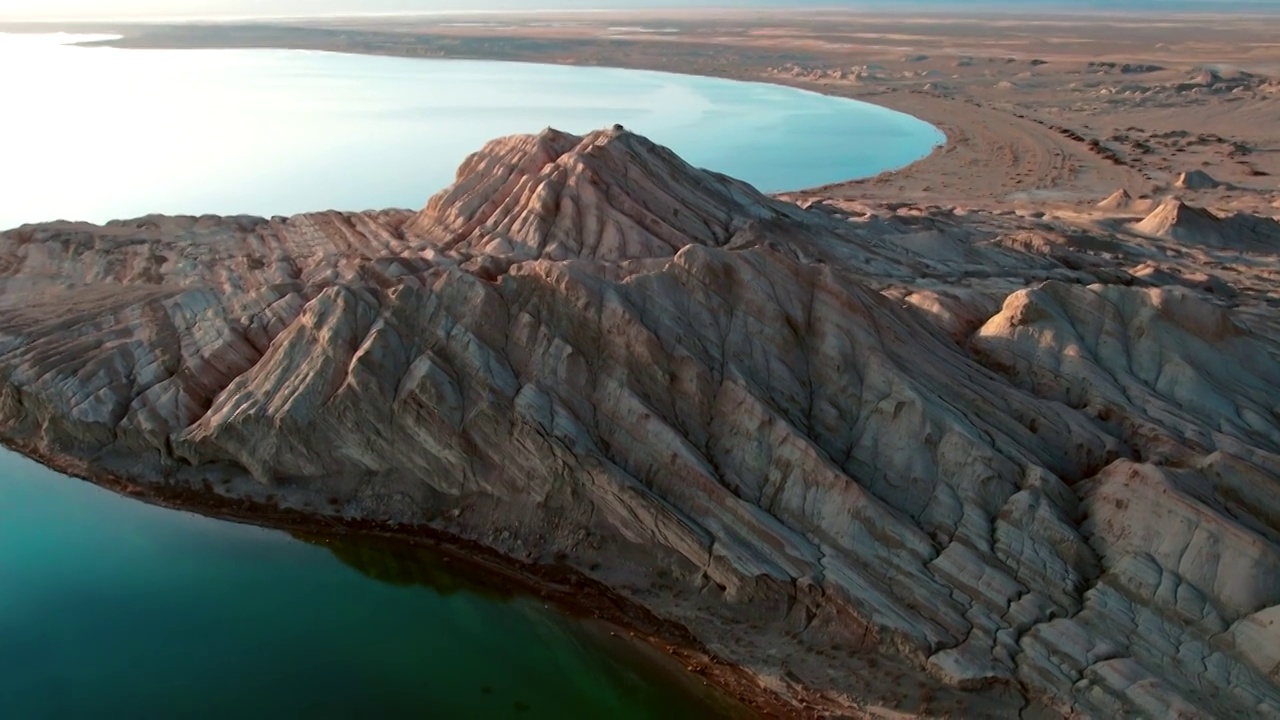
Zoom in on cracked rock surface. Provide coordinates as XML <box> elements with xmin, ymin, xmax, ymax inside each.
<box><xmin>4</xmin><ymin>127</ymin><xmax>1280</xmax><ymax>717</ymax></box>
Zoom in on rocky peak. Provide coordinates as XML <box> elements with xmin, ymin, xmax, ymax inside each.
<box><xmin>1175</xmin><ymin>169</ymin><xmax>1220</xmax><ymax>189</ymax></box>
<box><xmin>406</xmin><ymin>126</ymin><xmax>802</xmax><ymax>262</ymax></box>
<box><xmin>1134</xmin><ymin>197</ymin><xmax>1280</xmax><ymax>247</ymax></box>
<box><xmin>1133</xmin><ymin>197</ymin><xmax>1225</xmax><ymax>242</ymax></box>
<box><xmin>1096</xmin><ymin>187</ymin><xmax>1132</xmax><ymax>209</ymax></box>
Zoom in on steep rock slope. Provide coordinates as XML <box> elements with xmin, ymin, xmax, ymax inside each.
<box><xmin>407</xmin><ymin>128</ymin><xmax>806</xmax><ymax>262</ymax></box>
<box><xmin>3</xmin><ymin>127</ymin><xmax>1280</xmax><ymax>718</ymax></box>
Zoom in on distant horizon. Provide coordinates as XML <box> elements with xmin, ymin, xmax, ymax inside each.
<box><xmin>4</xmin><ymin>0</ymin><xmax>1280</xmax><ymax>22</ymax></box>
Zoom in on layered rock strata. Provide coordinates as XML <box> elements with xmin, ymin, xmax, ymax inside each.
<box><xmin>3</xmin><ymin>128</ymin><xmax>1280</xmax><ymax>718</ymax></box>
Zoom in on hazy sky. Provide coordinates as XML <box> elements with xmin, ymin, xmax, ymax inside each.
<box><xmin>8</xmin><ymin>0</ymin><xmax>735</xmax><ymax>20</ymax></box>
<box><xmin>1</xmin><ymin>0</ymin><xmax>1275</xmax><ymax>20</ymax></box>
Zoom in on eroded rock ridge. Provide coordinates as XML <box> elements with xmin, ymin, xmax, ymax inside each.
<box><xmin>3</xmin><ymin>127</ymin><xmax>1280</xmax><ymax>718</ymax></box>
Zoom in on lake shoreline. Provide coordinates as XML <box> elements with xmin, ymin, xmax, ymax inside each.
<box><xmin>0</xmin><ymin>434</ymin><xmax>804</xmax><ymax>718</ymax></box>
<box><xmin>0</xmin><ymin>19</ymin><xmax>957</xmax><ymax>198</ymax></box>
<box><xmin>0</xmin><ymin>28</ymin><xmax>945</xmax><ymax>229</ymax></box>
<box><xmin>5</xmin><ymin>8</ymin><xmax>1278</xmax><ymax>208</ymax></box>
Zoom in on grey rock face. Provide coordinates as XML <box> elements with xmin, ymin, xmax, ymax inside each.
<box><xmin>3</xmin><ymin>127</ymin><xmax>1280</xmax><ymax>717</ymax></box>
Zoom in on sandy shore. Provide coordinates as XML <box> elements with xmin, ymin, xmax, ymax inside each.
<box><xmin>2</xmin><ymin>8</ymin><xmax>1279</xmax><ymax>718</ymax></box>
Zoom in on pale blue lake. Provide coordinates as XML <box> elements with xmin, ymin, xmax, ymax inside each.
<box><xmin>0</xmin><ymin>32</ymin><xmax>942</xmax><ymax>717</ymax></box>
<box><xmin>0</xmin><ymin>32</ymin><xmax>942</xmax><ymax>230</ymax></box>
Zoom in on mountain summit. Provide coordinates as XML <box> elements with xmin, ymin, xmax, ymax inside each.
<box><xmin>408</xmin><ymin>126</ymin><xmax>802</xmax><ymax>261</ymax></box>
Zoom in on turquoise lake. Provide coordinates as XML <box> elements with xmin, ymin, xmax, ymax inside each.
<box><xmin>0</xmin><ymin>32</ymin><xmax>942</xmax><ymax>230</ymax></box>
<box><xmin>0</xmin><ymin>450</ymin><xmax>746</xmax><ymax>718</ymax></box>
<box><xmin>0</xmin><ymin>32</ymin><xmax>942</xmax><ymax>718</ymax></box>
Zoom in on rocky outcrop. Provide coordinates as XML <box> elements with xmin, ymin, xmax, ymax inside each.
<box><xmin>1175</xmin><ymin>169</ymin><xmax>1221</xmax><ymax>190</ymax></box>
<box><xmin>1096</xmin><ymin>188</ymin><xmax>1133</xmax><ymax>210</ymax></box>
<box><xmin>1096</xmin><ymin>188</ymin><xmax>1156</xmax><ymax>214</ymax></box>
<box><xmin>1132</xmin><ymin>197</ymin><xmax>1280</xmax><ymax>248</ymax></box>
<box><xmin>3</xmin><ymin>127</ymin><xmax>1280</xmax><ymax>718</ymax></box>
<box><xmin>406</xmin><ymin>128</ymin><xmax>805</xmax><ymax>263</ymax></box>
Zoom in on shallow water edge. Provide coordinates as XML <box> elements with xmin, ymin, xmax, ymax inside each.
<box><xmin>0</xmin><ymin>435</ymin><xmax>793</xmax><ymax>717</ymax></box>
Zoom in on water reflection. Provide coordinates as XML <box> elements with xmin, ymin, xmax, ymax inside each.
<box><xmin>0</xmin><ymin>449</ymin><xmax>743</xmax><ymax>718</ymax></box>
<box><xmin>294</xmin><ymin>530</ymin><xmax>511</xmax><ymax>600</ymax></box>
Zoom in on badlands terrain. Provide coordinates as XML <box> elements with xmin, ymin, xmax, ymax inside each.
<box><xmin>4</xmin><ymin>8</ymin><xmax>1280</xmax><ymax>719</ymax></box>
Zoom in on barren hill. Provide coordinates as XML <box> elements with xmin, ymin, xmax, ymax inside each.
<box><xmin>1133</xmin><ymin>197</ymin><xmax>1280</xmax><ymax>247</ymax></box>
<box><xmin>3</xmin><ymin>128</ymin><xmax>1280</xmax><ymax>718</ymax></box>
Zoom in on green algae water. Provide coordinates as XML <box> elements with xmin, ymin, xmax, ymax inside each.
<box><xmin>0</xmin><ymin>450</ymin><xmax>745</xmax><ymax>718</ymax></box>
